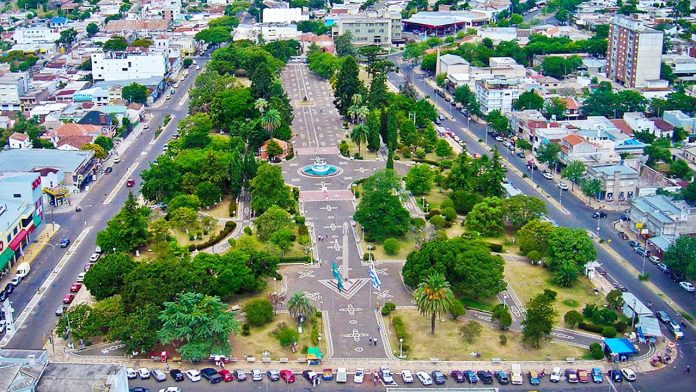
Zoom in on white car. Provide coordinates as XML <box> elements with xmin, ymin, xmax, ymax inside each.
<box><xmin>95</xmin><ymin>246</ymin><xmax>102</xmax><ymax>254</ymax></box>
<box><xmin>114</xmin><ymin>156</ymin><xmax>121</xmax><ymax>164</ymax></box>
<box><xmin>138</xmin><ymin>368</ymin><xmax>150</xmax><ymax>379</ymax></box>
<box><xmin>77</xmin><ymin>272</ymin><xmax>86</xmax><ymax>282</ymax></box>
<box><xmin>649</xmin><ymin>255</ymin><xmax>660</xmax><ymax>264</ymax></box>
<box><xmin>542</xmin><ymin>171</ymin><xmax>554</xmax><ymax>180</ymax></box>
<box><xmin>557</xmin><ymin>182</ymin><xmax>569</xmax><ymax>191</ymax></box>
<box><xmin>158</xmin><ymin>388</ymin><xmax>180</xmax><ymax>392</ymax></box>
<box><xmin>185</xmin><ymin>369</ymin><xmax>201</xmax><ymax>382</ymax></box>
<box><xmin>679</xmin><ymin>281</ymin><xmax>695</xmax><ymax>292</ymax></box>
<box><xmin>550</xmin><ymin>367</ymin><xmax>562</xmax><ymax>382</ymax></box>
<box><xmin>89</xmin><ymin>253</ymin><xmax>100</xmax><ymax>262</ymax></box>
<box><xmin>401</xmin><ymin>369</ymin><xmax>414</xmax><ymax>383</ymax></box>
<box><xmin>126</xmin><ymin>368</ymin><xmax>137</xmax><ymax>379</ymax></box>
<box><xmin>151</xmin><ymin>369</ymin><xmax>166</xmax><ymax>382</ymax></box>
<box><xmin>379</xmin><ymin>366</ymin><xmax>394</xmax><ymax>384</ymax></box>
<box><xmin>251</xmin><ymin>369</ymin><xmax>263</xmax><ymax>381</ymax></box>
<box><xmin>353</xmin><ymin>368</ymin><xmax>364</xmax><ymax>384</ymax></box>
<box><xmin>495</xmin><ymin>136</ymin><xmax>504</xmax><ymax>142</ymax></box>
<box><xmin>621</xmin><ymin>368</ymin><xmax>637</xmax><ymax>381</ymax></box>
<box><xmin>416</xmin><ymin>371</ymin><xmax>433</xmax><ymax>385</ymax></box>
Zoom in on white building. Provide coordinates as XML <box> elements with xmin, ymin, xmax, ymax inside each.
<box><xmin>329</xmin><ymin>12</ymin><xmax>402</xmax><ymax>48</ymax></box>
<box><xmin>437</xmin><ymin>53</ymin><xmax>470</xmax><ymax>77</ymax></box>
<box><xmin>262</xmin><ymin>7</ymin><xmax>307</xmax><ymax>24</ymax></box>
<box><xmin>0</xmin><ymin>71</ymin><xmax>31</xmax><ymax>111</ymax></box>
<box><xmin>8</xmin><ymin>132</ymin><xmax>31</xmax><ymax>149</ymax></box>
<box><xmin>13</xmin><ymin>25</ymin><xmax>60</xmax><ymax>44</ymax></box>
<box><xmin>606</xmin><ymin>15</ymin><xmax>663</xmax><ymax>88</ymax></box>
<box><xmin>91</xmin><ymin>51</ymin><xmax>168</xmax><ymax>82</ymax></box>
<box><xmin>233</xmin><ymin>24</ymin><xmax>300</xmax><ymax>43</ymax></box>
<box><xmin>623</xmin><ymin>112</ymin><xmax>655</xmax><ymax>134</ymax></box>
<box><xmin>475</xmin><ymin>77</ymin><xmax>520</xmax><ymax>114</ymax></box>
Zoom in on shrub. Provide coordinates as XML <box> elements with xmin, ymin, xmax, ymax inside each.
<box><xmin>413</xmin><ymin>158</ymin><xmax>440</xmax><ymax>166</ymax></box>
<box><xmin>392</xmin><ymin>316</ymin><xmax>408</xmax><ymax>341</ymax></box>
<box><xmin>543</xmin><ymin>289</ymin><xmax>557</xmax><ymax>301</ymax></box>
<box><xmin>449</xmin><ymin>300</ymin><xmax>465</xmax><ymax>319</ymax></box>
<box><xmin>383</xmin><ymin>238</ymin><xmax>401</xmax><ymax>255</ymax></box>
<box><xmin>298</xmin><ymin>224</ymin><xmax>308</xmax><ymax>236</ymax></box>
<box><xmin>425</xmin><ymin>209</ymin><xmax>441</xmax><ymax>219</ymax></box>
<box><xmin>429</xmin><ymin>214</ymin><xmax>446</xmax><ymax>229</ymax></box>
<box><xmin>564</xmin><ymin>310</ymin><xmax>583</xmax><ymax>328</ymax></box>
<box><xmin>362</xmin><ymin>252</ymin><xmax>374</xmax><ymax>261</ymax></box>
<box><xmin>244</xmin><ymin>299</ymin><xmax>274</xmax><ymax>327</ymax></box>
<box><xmin>339</xmin><ymin>140</ymin><xmax>350</xmax><ymax>157</ymax></box>
<box><xmin>527</xmin><ymin>250</ymin><xmax>542</xmax><ymax>263</ymax></box>
<box><xmin>578</xmin><ymin>322</ymin><xmax>604</xmax><ymax>333</ymax></box>
<box><xmin>441</xmin><ymin>207</ymin><xmax>457</xmax><ymax>221</ymax></box>
<box><xmin>440</xmin><ymin>198</ymin><xmax>455</xmax><ymax>210</ymax></box>
<box><xmin>188</xmin><ymin>221</ymin><xmax>237</xmax><ymax>251</ymax></box>
<box><xmin>381</xmin><ymin>302</ymin><xmax>396</xmax><ymax>316</ymax></box>
<box><xmin>228</xmin><ymin>200</ymin><xmax>237</xmax><ymax>217</ymax></box>
<box><xmin>589</xmin><ymin>342</ymin><xmax>605</xmax><ymax>359</ymax></box>
<box><xmin>276</xmin><ymin>327</ymin><xmax>299</xmax><ymax>347</ymax></box>
<box><xmin>488</xmin><ymin>242</ymin><xmax>503</xmax><ymax>252</ymax></box>
<box><xmin>601</xmin><ymin>326</ymin><xmax>617</xmax><ymax>338</ymax></box>
<box><xmin>638</xmin><ymin>272</ymin><xmax>650</xmax><ymax>281</ymax></box>
<box><xmin>295</xmin><ymin>215</ymin><xmax>306</xmax><ymax>225</ymax></box>
<box><xmin>278</xmin><ymin>256</ymin><xmax>312</xmax><ymax>263</ymax></box>
<box><xmin>439</xmin><ymin>160</ymin><xmax>452</xmax><ymax>169</ymax></box>
<box><xmin>241</xmin><ymin>323</ymin><xmax>251</xmax><ymax>336</ymax></box>
<box><xmin>499</xmin><ymin>334</ymin><xmax>507</xmax><ymax>346</ymax></box>
<box><xmin>415</xmin><ymin>148</ymin><xmax>426</xmax><ymax>159</ymax></box>
<box><xmin>244</xmin><ymin>226</ymin><xmax>252</xmax><ymax>235</ymax></box>
<box><xmin>292</xmin><ymin>187</ymin><xmax>300</xmax><ymax>200</ymax></box>
<box><xmin>614</xmin><ymin>320</ymin><xmax>628</xmax><ymax>333</ymax></box>
<box><xmin>563</xmin><ymin>299</ymin><xmax>579</xmax><ymax>307</ymax></box>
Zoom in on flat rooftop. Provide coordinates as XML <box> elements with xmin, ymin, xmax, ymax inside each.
<box><xmin>0</xmin><ymin>149</ymin><xmax>93</xmax><ymax>173</ymax></box>
<box><xmin>37</xmin><ymin>363</ymin><xmax>124</xmax><ymax>392</ymax></box>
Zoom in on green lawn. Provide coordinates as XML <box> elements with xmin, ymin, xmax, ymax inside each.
<box><xmin>357</xmin><ymin>224</ymin><xmax>418</xmax><ymax>260</ymax></box>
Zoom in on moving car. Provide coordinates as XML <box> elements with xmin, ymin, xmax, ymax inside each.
<box><xmin>234</xmin><ymin>369</ymin><xmax>247</xmax><ymax>381</ymax></box>
<box><xmin>464</xmin><ymin>370</ymin><xmax>478</xmax><ymax>383</ymax></box>
<box><xmin>656</xmin><ymin>311</ymin><xmax>671</xmax><ymax>324</ymax></box>
<box><xmin>528</xmin><ymin>370</ymin><xmax>541</xmax><ymax>385</ymax></box>
<box><xmin>184</xmin><ymin>369</ymin><xmax>201</xmax><ymax>382</ymax></box>
<box><xmin>542</xmin><ymin>171</ymin><xmax>553</xmax><ymax>180</ymax></box>
<box><xmin>200</xmin><ymin>368</ymin><xmax>221</xmax><ymax>384</ymax></box>
<box><xmin>138</xmin><ymin>368</ymin><xmax>150</xmax><ymax>379</ymax></box>
<box><xmin>477</xmin><ymin>370</ymin><xmax>493</xmax><ymax>384</ymax></box>
<box><xmin>578</xmin><ymin>369</ymin><xmax>589</xmax><ymax>383</ymax></box>
<box><xmin>114</xmin><ymin>156</ymin><xmax>121</xmax><ymax>164</ymax></box>
<box><xmin>618</xmin><ymin>231</ymin><xmax>629</xmax><ymax>240</ymax></box>
<box><xmin>157</xmin><ymin>388</ymin><xmax>179</xmax><ymax>392</ymax></box>
<box><xmin>450</xmin><ymin>370</ymin><xmax>465</xmax><ymax>383</ymax></box>
<box><xmin>63</xmin><ymin>294</ymin><xmax>75</xmax><ymax>304</ymax></box>
<box><xmin>592</xmin><ymin>211</ymin><xmax>608</xmax><ymax>218</ymax></box>
<box><xmin>280</xmin><ymin>369</ymin><xmax>295</xmax><ymax>383</ymax></box>
<box><xmin>591</xmin><ymin>368</ymin><xmax>603</xmax><ymax>383</ymax></box>
<box><xmin>104</xmin><ymin>167</ymin><xmax>113</xmax><ymax>174</ymax></box>
<box><xmin>266</xmin><ymin>369</ymin><xmax>280</xmax><ymax>381</ymax></box>
<box><xmin>679</xmin><ymin>281</ymin><xmax>695</xmax><ymax>292</ymax></box>
<box><xmin>557</xmin><ymin>182</ymin><xmax>569</xmax><ymax>191</ymax></box>
<box><xmin>608</xmin><ymin>369</ymin><xmax>623</xmax><ymax>382</ymax></box>
<box><xmin>89</xmin><ymin>253</ymin><xmax>100</xmax><ymax>262</ymax></box>
<box><xmin>169</xmin><ymin>369</ymin><xmax>184</xmax><ymax>382</ymax></box>
<box><xmin>379</xmin><ymin>366</ymin><xmax>394</xmax><ymax>384</ymax></box>
<box><xmin>60</xmin><ymin>238</ymin><xmax>70</xmax><ymax>248</ymax></box>
<box><xmin>126</xmin><ymin>178</ymin><xmax>136</xmax><ymax>187</ymax></box>
<box><xmin>669</xmin><ymin>321</ymin><xmax>684</xmax><ymax>339</ymax></box>
<box><xmin>353</xmin><ymin>368</ymin><xmax>364</xmax><ymax>384</ymax></box>
<box><xmin>401</xmin><ymin>369</ymin><xmax>414</xmax><ymax>383</ymax></box>
<box><xmin>550</xmin><ymin>367</ymin><xmax>562</xmax><ymax>383</ymax></box>
<box><xmin>416</xmin><ymin>371</ymin><xmax>433</xmax><ymax>386</ymax></box>
<box><xmin>566</xmin><ymin>368</ymin><xmax>578</xmax><ymax>383</ymax></box>
<box><xmin>494</xmin><ymin>370</ymin><xmax>510</xmax><ymax>384</ymax></box>
<box><xmin>622</xmin><ymin>368</ymin><xmax>637</xmax><ymax>381</ymax></box>
<box><xmin>70</xmin><ymin>283</ymin><xmax>82</xmax><ymax>293</ymax></box>
<box><xmin>251</xmin><ymin>369</ymin><xmax>263</xmax><ymax>381</ymax></box>
<box><xmin>150</xmin><ymin>369</ymin><xmax>166</xmax><ymax>382</ymax></box>
<box><xmin>217</xmin><ymin>369</ymin><xmax>234</xmax><ymax>382</ymax></box>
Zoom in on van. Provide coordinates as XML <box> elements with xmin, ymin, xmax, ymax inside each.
<box><xmin>16</xmin><ymin>262</ymin><xmax>31</xmax><ymax>278</ymax></box>
<box><xmin>511</xmin><ymin>364</ymin><xmax>523</xmax><ymax>385</ymax></box>
<box><xmin>550</xmin><ymin>367</ymin><xmax>562</xmax><ymax>383</ymax></box>
<box><xmin>336</xmin><ymin>367</ymin><xmax>347</xmax><ymax>383</ymax></box>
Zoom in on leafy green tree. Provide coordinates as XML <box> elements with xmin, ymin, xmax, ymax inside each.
<box><xmin>194</xmin><ymin>26</ymin><xmax>232</xmax><ymax>46</ymax></box>
<box><xmin>260</xmin><ymin>109</ymin><xmax>282</xmax><ymax>138</ymax></box>
<box><xmin>354</xmin><ymin>187</ymin><xmax>410</xmax><ymax>241</ymax></box>
<box><xmin>541</xmin><ymin>56</ymin><xmax>582</xmax><ymax>79</ymax></box>
<box><xmin>121</xmin><ymin>82</ymin><xmax>148</xmax><ymax>104</ymax></box>
<box><xmin>56</xmin><ymin>28</ymin><xmax>77</xmax><ymax>46</ymax></box>
<box><xmin>334</xmin><ymin>32</ymin><xmax>356</xmax><ymax>57</ymax></box>
<box><xmin>466</xmin><ymin>197</ymin><xmax>504</xmax><ymax>236</ymax></box>
<box><xmin>368</xmin><ymin>72</ymin><xmax>389</xmax><ymax>109</ymax></box>
<box><xmin>243</xmin><ymin>298</ymin><xmax>274</xmax><ymax>326</ymax></box>
<box><xmin>486</xmin><ymin>109</ymin><xmax>509</xmax><ymax>134</ymax></box>
<box><xmin>140</xmin><ymin>155</ymin><xmax>181</xmax><ymax>202</ymax></box>
<box><xmin>492</xmin><ymin>304</ymin><xmax>512</xmax><ymax>330</ymax></box>
<box><xmin>606</xmin><ymin>289</ymin><xmax>625</xmax><ymax>309</ymax></box>
<box><xmin>517</xmin><ymin>219</ymin><xmax>555</xmax><ymax>256</ymax></box>
<box><xmin>682</xmin><ymin>181</ymin><xmax>696</xmax><ymax>204</ymax></box>
<box><xmin>251</xmin><ymin>62</ymin><xmax>274</xmax><ymax>100</ymax></box>
<box><xmin>405</xmin><ymin>164</ymin><xmax>434</xmax><ymax>196</ymax></box>
<box><xmin>447</xmin><ymin>153</ymin><xmax>476</xmax><ymax>192</ymax></box>
<box><xmin>334</xmin><ymin>56</ymin><xmax>363</xmax><ymax>115</ymax></box>
<box><xmin>435</xmin><ymin>139</ymin><xmax>453</xmax><ymax>158</ymax></box>
<box><xmin>413</xmin><ymin>272</ymin><xmax>455</xmax><ymax>334</ymax></box>
<box><xmin>250</xmin><ymin>164</ymin><xmax>293</xmax><ymax>213</ymax></box>
<box><xmin>581</xmin><ymin>178</ymin><xmax>602</xmax><ymax>205</ymax></box>
<box><xmin>56</xmin><ymin>304</ymin><xmax>100</xmax><ymax>341</ymax></box>
<box><xmin>502</xmin><ymin>195</ymin><xmax>547</xmax><ymax>228</ymax></box>
<box><xmin>195</xmin><ymin>181</ymin><xmax>222</xmax><ymax>207</ymax></box>
<box><xmin>86</xmin><ymin>22</ymin><xmax>99</xmax><ymax>37</ymax></box>
<box><xmin>474</xmin><ymin>152</ymin><xmax>506</xmax><ymax>197</ymax></box>
<box><xmin>254</xmin><ymin>205</ymin><xmax>294</xmax><ymax>241</ymax></box>
<box><xmin>159</xmin><ymin>292</ymin><xmax>238</xmax><ymax>361</ymax></box>
<box><xmin>564</xmin><ymin>310</ymin><xmax>583</xmax><ymax>328</ymax></box>
<box><xmin>80</xmin><ymin>143</ymin><xmax>107</xmax><ymax>160</ymax></box>
<box><xmin>536</xmin><ymin>142</ymin><xmax>561</xmax><ymax>168</ymax></box>
<box><xmin>561</xmin><ymin>160</ymin><xmax>586</xmax><ymax>190</ymax></box>
<box><xmin>514</xmin><ymin>90</ymin><xmax>544</xmax><ymax>110</ymax></box>
<box><xmin>664</xmin><ymin>236</ymin><xmax>696</xmax><ymax>279</ymax></box>
<box><xmin>420</xmin><ymin>52</ymin><xmax>437</xmax><ymax>72</ymax></box>
<box><xmin>554</xmin><ymin>261</ymin><xmax>580</xmax><ymax>287</ymax></box>
<box><xmin>544</xmin><ymin>97</ymin><xmax>568</xmax><ymax>120</ymax></box>
<box><xmin>522</xmin><ymin>292</ymin><xmax>557</xmax><ymax>348</ymax></box>
<box><xmin>189</xmin><ymin>70</ymin><xmax>238</xmax><ymax>113</ymax></box>
<box><xmin>210</xmin><ymin>87</ymin><xmax>255</xmax><ymax>132</ymax></box>
<box><xmin>670</xmin><ymin>159</ymin><xmax>693</xmax><ymax>180</ymax></box>
<box><xmin>96</xmin><ymin>193</ymin><xmax>150</xmax><ymax>253</ymax></box>
<box><xmin>287</xmin><ymin>292</ymin><xmax>314</xmax><ymax>321</ymax></box>
<box><xmin>546</xmin><ymin>227</ymin><xmax>597</xmax><ymax>271</ymax></box>
<box><xmin>103</xmin><ymin>35</ymin><xmax>128</xmax><ymax>51</ymax></box>
<box><xmin>307</xmin><ymin>50</ymin><xmax>341</xmax><ymax>78</ymax></box>
<box><xmin>94</xmin><ymin>135</ymin><xmax>114</xmax><ymax>151</ymax></box>
<box><xmin>84</xmin><ymin>253</ymin><xmax>136</xmax><ymax>300</ymax></box>
<box><xmin>453</xmin><ymin>84</ymin><xmax>481</xmax><ymax>116</ymax></box>
<box><xmin>460</xmin><ymin>320</ymin><xmax>483</xmax><ymax>342</ymax></box>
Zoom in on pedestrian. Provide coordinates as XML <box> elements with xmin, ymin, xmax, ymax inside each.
<box><xmin>165</xmin><ymin>363</ymin><xmax>169</xmax><ymax>371</ymax></box>
<box><xmin>368</xmin><ymin>337</ymin><xmax>372</xmax><ymax>345</ymax></box>
<box><xmin>374</xmin><ymin>338</ymin><xmax>378</xmax><ymax>346</ymax></box>
<box><xmin>686</xmin><ymin>365</ymin><xmax>691</xmax><ymax>374</ymax></box>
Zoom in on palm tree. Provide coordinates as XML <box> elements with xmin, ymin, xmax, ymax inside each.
<box><xmin>413</xmin><ymin>272</ymin><xmax>455</xmax><ymax>335</ymax></box>
<box><xmin>348</xmin><ymin>94</ymin><xmax>364</xmax><ymax>124</ymax></box>
<box><xmin>350</xmin><ymin>124</ymin><xmax>369</xmax><ymax>156</ymax></box>
<box><xmin>254</xmin><ymin>98</ymin><xmax>268</xmax><ymax>114</ymax></box>
<box><xmin>287</xmin><ymin>292</ymin><xmax>314</xmax><ymax>321</ymax></box>
<box><xmin>260</xmin><ymin>108</ymin><xmax>282</xmax><ymax>138</ymax></box>
<box><xmin>356</xmin><ymin>106</ymin><xmax>369</xmax><ymax>124</ymax></box>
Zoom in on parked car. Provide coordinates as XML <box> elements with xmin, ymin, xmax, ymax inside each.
<box><xmin>252</xmin><ymin>369</ymin><xmax>263</xmax><ymax>381</ymax></box>
<box><xmin>680</xmin><ymin>281</ymin><xmax>695</xmax><ymax>292</ymax></box>
<box><xmin>416</xmin><ymin>371</ymin><xmax>433</xmax><ymax>386</ymax></box>
<box><xmin>658</xmin><ymin>263</ymin><xmax>670</xmax><ymax>273</ymax></box>
<box><xmin>401</xmin><ymin>370</ymin><xmax>414</xmax><ymax>383</ymax></box>
<box><xmin>627</xmin><ymin>240</ymin><xmax>640</xmax><ymax>248</ymax></box>
<box><xmin>566</xmin><ymin>369</ymin><xmax>578</xmax><ymax>383</ymax></box>
<box><xmin>353</xmin><ymin>368</ymin><xmax>364</xmax><ymax>384</ymax></box>
<box><xmin>59</xmin><ymin>238</ymin><xmax>70</xmax><ymax>248</ymax></box>
<box><xmin>157</xmin><ymin>388</ymin><xmax>179</xmax><ymax>392</ymax></box>
<box><xmin>129</xmin><ymin>388</ymin><xmax>149</xmax><ymax>392</ymax></box>
<box><xmin>379</xmin><ymin>366</ymin><xmax>394</xmax><ymax>384</ymax></box>
<box><xmin>542</xmin><ymin>171</ymin><xmax>554</xmax><ymax>180</ymax></box>
<box><xmin>280</xmin><ymin>369</ymin><xmax>295</xmax><ymax>383</ymax></box>
<box><xmin>634</xmin><ymin>247</ymin><xmax>650</xmax><ymax>257</ymax></box>
<box><xmin>516</xmin><ymin>151</ymin><xmax>525</xmax><ymax>158</ymax></box>
<box><xmin>550</xmin><ymin>367</ymin><xmax>562</xmax><ymax>383</ymax></box>
<box><xmin>656</xmin><ymin>311</ymin><xmax>671</xmax><ymax>324</ymax></box>
<box><xmin>10</xmin><ymin>276</ymin><xmax>21</xmax><ymax>286</ymax></box>
<box><xmin>138</xmin><ymin>368</ymin><xmax>150</xmax><ymax>379</ymax></box>
<box><xmin>431</xmin><ymin>370</ymin><xmax>446</xmax><ymax>385</ymax></box>
<box><xmin>557</xmin><ymin>182</ymin><xmax>569</xmax><ymax>191</ymax></box>
<box><xmin>494</xmin><ymin>370</ymin><xmax>510</xmax><ymax>384</ymax></box>
<box><xmin>77</xmin><ymin>272</ymin><xmax>86</xmax><ymax>282</ymax></box>
<box><xmin>169</xmin><ymin>369</ymin><xmax>184</xmax><ymax>382</ymax></box>
<box><xmin>150</xmin><ymin>369</ymin><xmax>166</xmax><ymax>382</ymax></box>
<box><xmin>63</xmin><ymin>294</ymin><xmax>75</xmax><ymax>304</ymax></box>
<box><xmin>477</xmin><ymin>370</ymin><xmax>493</xmax><ymax>384</ymax></box>
<box><xmin>578</xmin><ymin>369</ymin><xmax>589</xmax><ymax>383</ymax></box>
<box><xmin>266</xmin><ymin>369</ymin><xmax>280</xmax><ymax>381</ymax></box>
<box><xmin>89</xmin><ymin>253</ymin><xmax>100</xmax><ymax>262</ymax></box>
<box><xmin>126</xmin><ymin>178</ymin><xmax>136</xmax><ymax>187</ymax></box>
<box><xmin>184</xmin><ymin>370</ymin><xmax>201</xmax><ymax>382</ymax></box>
<box><xmin>336</xmin><ymin>368</ymin><xmax>347</xmax><ymax>383</ymax></box>
<box><xmin>217</xmin><ymin>370</ymin><xmax>234</xmax><ymax>382</ymax></box>
<box><xmin>200</xmin><ymin>368</ymin><xmax>221</xmax><ymax>384</ymax></box>
<box><xmin>104</xmin><ymin>167</ymin><xmax>113</xmax><ymax>174</ymax></box>
<box><xmin>608</xmin><ymin>369</ymin><xmax>623</xmax><ymax>382</ymax></box>
<box><xmin>592</xmin><ymin>211</ymin><xmax>608</xmax><ymax>218</ymax></box>
<box><xmin>70</xmin><ymin>283</ymin><xmax>82</xmax><ymax>293</ymax></box>
<box><xmin>321</xmin><ymin>368</ymin><xmax>333</xmax><ymax>380</ymax></box>
<box><xmin>649</xmin><ymin>255</ymin><xmax>660</xmax><ymax>264</ymax></box>
<box><xmin>126</xmin><ymin>368</ymin><xmax>137</xmax><ymax>379</ymax></box>
<box><xmin>591</xmin><ymin>368</ymin><xmax>603</xmax><ymax>383</ymax></box>
<box><xmin>495</xmin><ymin>136</ymin><xmax>504</xmax><ymax>142</ymax></box>
<box><xmin>234</xmin><ymin>370</ymin><xmax>247</xmax><ymax>381</ymax></box>
<box><xmin>450</xmin><ymin>370</ymin><xmax>465</xmax><ymax>383</ymax></box>
<box><xmin>528</xmin><ymin>370</ymin><xmax>541</xmax><ymax>385</ymax></box>
<box><xmin>618</xmin><ymin>232</ymin><xmax>629</xmax><ymax>240</ymax></box>
<box><xmin>302</xmin><ymin>370</ymin><xmax>318</xmax><ymax>384</ymax></box>
<box><xmin>622</xmin><ymin>368</ymin><xmax>637</xmax><ymax>381</ymax></box>
<box><xmin>464</xmin><ymin>370</ymin><xmax>478</xmax><ymax>383</ymax></box>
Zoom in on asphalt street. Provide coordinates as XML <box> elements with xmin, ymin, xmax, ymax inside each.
<box><xmin>1</xmin><ymin>56</ymin><xmax>209</xmax><ymax>350</ymax></box>
<box><xmin>386</xmin><ymin>61</ymin><xmax>696</xmax><ymax>391</ymax></box>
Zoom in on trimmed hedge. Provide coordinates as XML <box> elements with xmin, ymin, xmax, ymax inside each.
<box><xmin>391</xmin><ymin>316</ymin><xmax>410</xmax><ymax>353</ymax></box>
<box><xmin>488</xmin><ymin>242</ymin><xmax>503</xmax><ymax>252</ymax></box>
<box><xmin>413</xmin><ymin>158</ymin><xmax>440</xmax><ymax>167</ymax></box>
<box><xmin>228</xmin><ymin>199</ymin><xmax>237</xmax><ymax>217</ymax></box>
<box><xmin>278</xmin><ymin>255</ymin><xmax>312</xmax><ymax>264</ymax></box>
<box><xmin>578</xmin><ymin>322</ymin><xmax>604</xmax><ymax>334</ymax></box>
<box><xmin>188</xmin><ymin>221</ymin><xmax>237</xmax><ymax>251</ymax></box>
<box><xmin>381</xmin><ymin>302</ymin><xmax>396</xmax><ymax>316</ymax></box>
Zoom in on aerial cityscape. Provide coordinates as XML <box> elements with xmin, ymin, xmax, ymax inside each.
<box><xmin>0</xmin><ymin>0</ymin><xmax>695</xmax><ymax>391</ymax></box>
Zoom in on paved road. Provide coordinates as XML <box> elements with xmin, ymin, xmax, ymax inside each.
<box><xmin>386</xmin><ymin>61</ymin><xmax>696</xmax><ymax>392</ymax></box>
<box><xmin>0</xmin><ymin>56</ymin><xmax>209</xmax><ymax>350</ymax></box>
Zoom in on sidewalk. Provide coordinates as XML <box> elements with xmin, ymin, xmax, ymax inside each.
<box><xmin>0</xmin><ymin>223</ymin><xmax>60</xmax><ymax>289</ymax></box>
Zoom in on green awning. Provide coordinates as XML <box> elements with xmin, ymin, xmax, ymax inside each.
<box><xmin>307</xmin><ymin>347</ymin><xmax>323</xmax><ymax>359</ymax></box>
<box><xmin>33</xmin><ymin>213</ymin><xmax>42</xmax><ymax>227</ymax></box>
<box><xmin>0</xmin><ymin>247</ymin><xmax>15</xmax><ymax>271</ymax></box>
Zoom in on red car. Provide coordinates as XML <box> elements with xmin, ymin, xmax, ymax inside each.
<box><xmin>577</xmin><ymin>369</ymin><xmax>589</xmax><ymax>383</ymax></box>
<box><xmin>63</xmin><ymin>294</ymin><xmax>75</xmax><ymax>304</ymax></box>
<box><xmin>70</xmin><ymin>283</ymin><xmax>82</xmax><ymax>293</ymax></box>
<box><xmin>218</xmin><ymin>369</ymin><xmax>234</xmax><ymax>382</ymax></box>
<box><xmin>279</xmin><ymin>370</ymin><xmax>295</xmax><ymax>383</ymax></box>
<box><xmin>126</xmin><ymin>178</ymin><xmax>135</xmax><ymax>187</ymax></box>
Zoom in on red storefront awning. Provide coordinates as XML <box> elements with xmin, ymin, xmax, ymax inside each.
<box><xmin>9</xmin><ymin>229</ymin><xmax>28</xmax><ymax>251</ymax></box>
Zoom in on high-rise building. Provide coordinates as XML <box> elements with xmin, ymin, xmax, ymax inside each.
<box><xmin>606</xmin><ymin>15</ymin><xmax>663</xmax><ymax>88</ymax></box>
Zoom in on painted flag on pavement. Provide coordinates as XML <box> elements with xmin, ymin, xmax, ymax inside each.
<box><xmin>369</xmin><ymin>264</ymin><xmax>381</xmax><ymax>290</ymax></box>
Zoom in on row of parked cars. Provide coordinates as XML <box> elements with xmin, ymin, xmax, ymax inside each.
<box><xmin>56</xmin><ymin>246</ymin><xmax>101</xmax><ymax>316</ymax></box>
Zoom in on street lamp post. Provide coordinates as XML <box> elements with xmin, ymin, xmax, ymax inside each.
<box><xmin>320</xmin><ymin>301</ymin><xmax>324</xmax><ymax>335</ymax></box>
<box><xmin>559</xmin><ymin>185</ymin><xmax>563</xmax><ymax>207</ymax></box>
<box><xmin>399</xmin><ymin>338</ymin><xmax>404</xmax><ymax>358</ymax></box>
<box><xmin>503</xmin><ymin>293</ymin><xmax>508</xmax><ymax>309</ymax></box>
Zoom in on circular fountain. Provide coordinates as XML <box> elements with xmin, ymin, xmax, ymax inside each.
<box><xmin>301</xmin><ymin>157</ymin><xmax>340</xmax><ymax>177</ymax></box>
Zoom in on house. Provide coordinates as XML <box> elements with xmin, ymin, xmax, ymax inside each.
<box><xmin>259</xmin><ymin>138</ymin><xmax>289</xmax><ymax>160</ymax></box>
<box><xmin>586</xmin><ymin>164</ymin><xmax>639</xmax><ymax>202</ymax></box>
<box><xmin>437</xmin><ymin>53</ymin><xmax>470</xmax><ymax>77</ymax></box>
<box><xmin>684</xmin><ymin>145</ymin><xmax>696</xmax><ymax>165</ymax></box>
<box><xmin>623</xmin><ymin>112</ymin><xmax>659</xmax><ymax>136</ymax></box>
<box><xmin>8</xmin><ymin>132</ymin><xmax>32</xmax><ymax>149</ymax></box>
<box><xmin>560</xmin><ymin>97</ymin><xmax>581</xmax><ymax>119</ymax></box>
<box><xmin>262</xmin><ymin>7</ymin><xmax>307</xmax><ymax>24</ymax></box>
<box><xmin>299</xmin><ymin>33</ymin><xmax>335</xmax><ymax>54</ymax></box>
<box><xmin>44</xmin><ymin>123</ymin><xmax>104</xmax><ymax>147</ymax></box>
<box><xmin>0</xmin><ymin>173</ymin><xmax>44</xmax><ymax>268</ymax></box>
<box><xmin>56</xmin><ymin>135</ymin><xmax>94</xmax><ymax>150</ymax></box>
<box><xmin>663</xmin><ymin>110</ymin><xmax>696</xmax><ymax>141</ymax></box>
<box><xmin>629</xmin><ymin>194</ymin><xmax>696</xmax><ymax>237</ymax></box>
<box><xmin>559</xmin><ymin>134</ymin><xmax>595</xmax><ymax>164</ymax></box>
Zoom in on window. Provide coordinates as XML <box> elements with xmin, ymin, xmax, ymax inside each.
<box><xmin>13</xmin><ymin>193</ymin><xmax>21</xmax><ymax>198</ymax></box>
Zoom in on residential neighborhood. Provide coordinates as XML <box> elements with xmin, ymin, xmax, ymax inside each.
<box><xmin>0</xmin><ymin>0</ymin><xmax>695</xmax><ymax>391</ymax></box>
